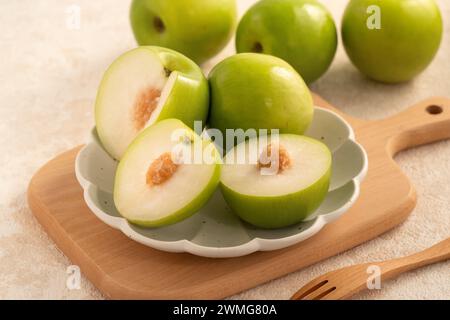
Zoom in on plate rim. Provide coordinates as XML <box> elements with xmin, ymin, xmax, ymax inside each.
<box><xmin>75</xmin><ymin>106</ymin><xmax>368</xmax><ymax>258</ymax></box>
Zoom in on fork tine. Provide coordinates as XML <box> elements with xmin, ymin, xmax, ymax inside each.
<box><xmin>291</xmin><ymin>279</ymin><xmax>329</xmax><ymax>300</ymax></box>
<box><xmin>300</xmin><ymin>283</ymin><xmax>337</xmax><ymax>300</ymax></box>
<box><xmin>309</xmin><ymin>285</ymin><xmax>337</xmax><ymax>300</ymax></box>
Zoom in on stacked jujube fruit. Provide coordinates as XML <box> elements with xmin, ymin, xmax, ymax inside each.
<box><xmin>94</xmin><ymin>0</ymin><xmax>442</xmax><ymax>229</ymax></box>
<box><xmin>95</xmin><ymin>45</ymin><xmax>331</xmax><ymax>229</ymax></box>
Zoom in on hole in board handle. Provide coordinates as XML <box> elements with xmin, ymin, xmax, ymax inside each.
<box><xmin>426</xmin><ymin>105</ymin><xmax>443</xmax><ymax>115</ymax></box>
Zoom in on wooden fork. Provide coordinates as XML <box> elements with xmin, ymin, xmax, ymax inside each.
<box><xmin>291</xmin><ymin>238</ymin><xmax>450</xmax><ymax>300</ymax></box>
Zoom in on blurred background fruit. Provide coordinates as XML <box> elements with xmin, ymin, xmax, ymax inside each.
<box><xmin>342</xmin><ymin>0</ymin><xmax>443</xmax><ymax>83</ymax></box>
<box><xmin>130</xmin><ymin>0</ymin><xmax>237</xmax><ymax>64</ymax></box>
<box><xmin>236</xmin><ymin>0</ymin><xmax>338</xmax><ymax>84</ymax></box>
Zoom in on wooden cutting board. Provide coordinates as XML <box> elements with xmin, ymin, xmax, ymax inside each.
<box><xmin>28</xmin><ymin>95</ymin><xmax>450</xmax><ymax>299</ymax></box>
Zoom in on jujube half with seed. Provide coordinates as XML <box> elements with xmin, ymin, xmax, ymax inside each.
<box><xmin>114</xmin><ymin>119</ymin><xmax>221</xmax><ymax>228</ymax></box>
<box><xmin>220</xmin><ymin>134</ymin><xmax>332</xmax><ymax>229</ymax></box>
<box><xmin>95</xmin><ymin>46</ymin><xmax>209</xmax><ymax>160</ymax></box>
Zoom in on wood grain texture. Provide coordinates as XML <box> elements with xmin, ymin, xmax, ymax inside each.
<box><xmin>291</xmin><ymin>237</ymin><xmax>450</xmax><ymax>300</ymax></box>
<box><xmin>27</xmin><ymin>95</ymin><xmax>450</xmax><ymax>299</ymax></box>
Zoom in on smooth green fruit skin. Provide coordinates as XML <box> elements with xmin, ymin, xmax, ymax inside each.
<box><xmin>95</xmin><ymin>46</ymin><xmax>209</xmax><ymax>160</ymax></box>
<box><xmin>236</xmin><ymin>0</ymin><xmax>337</xmax><ymax>84</ymax></box>
<box><xmin>342</xmin><ymin>0</ymin><xmax>443</xmax><ymax>83</ymax></box>
<box><xmin>149</xmin><ymin>47</ymin><xmax>209</xmax><ymax>128</ymax></box>
<box><xmin>221</xmin><ymin>140</ymin><xmax>331</xmax><ymax>229</ymax></box>
<box><xmin>114</xmin><ymin>119</ymin><xmax>222</xmax><ymax>228</ymax></box>
<box><xmin>208</xmin><ymin>53</ymin><xmax>314</xmax><ymax>137</ymax></box>
<box><xmin>130</xmin><ymin>0</ymin><xmax>237</xmax><ymax>64</ymax></box>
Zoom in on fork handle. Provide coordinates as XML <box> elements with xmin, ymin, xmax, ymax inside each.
<box><xmin>381</xmin><ymin>238</ymin><xmax>450</xmax><ymax>279</ymax></box>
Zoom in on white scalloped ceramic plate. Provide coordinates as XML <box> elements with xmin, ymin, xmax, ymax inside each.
<box><xmin>75</xmin><ymin>107</ymin><xmax>368</xmax><ymax>258</ymax></box>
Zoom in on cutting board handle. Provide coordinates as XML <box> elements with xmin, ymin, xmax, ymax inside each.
<box><xmin>378</xmin><ymin>97</ymin><xmax>450</xmax><ymax>155</ymax></box>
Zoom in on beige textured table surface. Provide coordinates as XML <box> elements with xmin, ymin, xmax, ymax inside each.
<box><xmin>1</xmin><ymin>0</ymin><xmax>449</xmax><ymax>300</ymax></box>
